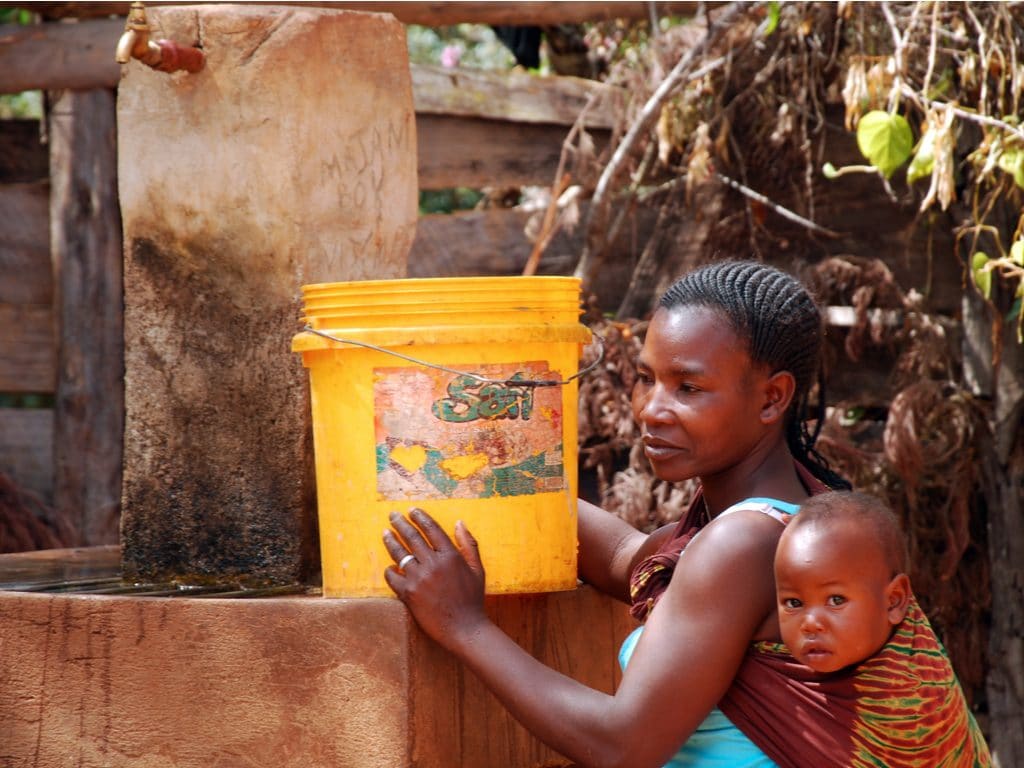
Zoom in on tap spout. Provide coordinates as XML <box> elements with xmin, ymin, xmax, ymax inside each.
<box><xmin>114</xmin><ymin>27</ymin><xmax>138</xmax><ymax>64</ymax></box>
<box><xmin>115</xmin><ymin>1</ymin><xmax>204</xmax><ymax>74</ymax></box>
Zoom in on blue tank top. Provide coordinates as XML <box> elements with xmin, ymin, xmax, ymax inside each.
<box><xmin>619</xmin><ymin>497</ymin><xmax>798</xmax><ymax>767</ymax></box>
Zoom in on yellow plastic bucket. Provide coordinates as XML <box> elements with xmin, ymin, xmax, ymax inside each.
<box><xmin>292</xmin><ymin>276</ymin><xmax>592</xmax><ymax>597</ymax></box>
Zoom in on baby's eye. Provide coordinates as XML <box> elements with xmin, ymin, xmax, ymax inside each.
<box><xmin>782</xmin><ymin>597</ymin><xmax>802</xmax><ymax>609</ymax></box>
<box><xmin>827</xmin><ymin>595</ymin><xmax>847</xmax><ymax>607</ymax></box>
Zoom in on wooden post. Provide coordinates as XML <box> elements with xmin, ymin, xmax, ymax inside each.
<box><xmin>48</xmin><ymin>89</ymin><xmax>124</xmax><ymax>546</ymax></box>
<box><xmin>964</xmin><ymin>284</ymin><xmax>1024</xmax><ymax>765</ymax></box>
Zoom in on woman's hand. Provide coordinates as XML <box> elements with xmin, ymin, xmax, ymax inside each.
<box><xmin>383</xmin><ymin>508</ymin><xmax>489</xmax><ymax>651</ymax></box>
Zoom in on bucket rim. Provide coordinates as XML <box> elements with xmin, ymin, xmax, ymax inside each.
<box><xmin>300</xmin><ymin>275</ymin><xmax>582</xmax><ymax>294</ymax></box>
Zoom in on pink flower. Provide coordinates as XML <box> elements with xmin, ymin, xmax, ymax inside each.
<box><xmin>440</xmin><ymin>45</ymin><xmax>462</xmax><ymax>69</ymax></box>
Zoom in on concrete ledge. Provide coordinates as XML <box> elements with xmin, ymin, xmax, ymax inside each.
<box><xmin>0</xmin><ymin>583</ymin><xmax>634</xmax><ymax>767</ymax></box>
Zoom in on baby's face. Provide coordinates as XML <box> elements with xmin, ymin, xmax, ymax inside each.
<box><xmin>774</xmin><ymin>521</ymin><xmax>899</xmax><ymax>673</ymax></box>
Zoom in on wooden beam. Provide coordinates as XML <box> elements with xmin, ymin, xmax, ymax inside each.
<box><xmin>417</xmin><ymin>113</ymin><xmax>608</xmax><ymax>189</ymax></box>
<box><xmin>49</xmin><ymin>88</ymin><xmax>123</xmax><ymax>547</ymax></box>
<box><xmin>0</xmin><ymin>304</ymin><xmax>54</xmax><ymax>393</ymax></box>
<box><xmin>410</xmin><ymin>206</ymin><xmax>579</xmax><ymax>278</ymax></box>
<box><xmin>0</xmin><ymin>120</ymin><xmax>48</xmax><ymax>183</ymax></box>
<box><xmin>0</xmin><ymin>18</ymin><xmax>122</xmax><ymax>94</ymax></box>
<box><xmin>413</xmin><ymin>64</ymin><xmax>619</xmax><ymax>128</ymax></box>
<box><xmin>0</xmin><ymin>408</ymin><xmax>54</xmax><ymax>504</ymax></box>
<box><xmin>408</xmin><ymin>202</ymin><xmax>656</xmax><ymax>311</ymax></box>
<box><xmin>27</xmin><ymin>2</ymin><xmax>708</xmax><ymax>24</ymax></box>
<box><xmin>0</xmin><ymin>182</ymin><xmax>51</xmax><ymax>305</ymax></box>
<box><xmin>0</xmin><ymin>20</ymin><xmax>624</xmax><ymax>130</ymax></box>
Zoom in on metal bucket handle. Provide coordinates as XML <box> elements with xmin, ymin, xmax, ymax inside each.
<box><xmin>301</xmin><ymin>325</ymin><xmax>605</xmax><ymax>387</ymax></box>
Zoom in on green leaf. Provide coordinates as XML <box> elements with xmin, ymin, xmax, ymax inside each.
<box><xmin>907</xmin><ymin>127</ymin><xmax>936</xmax><ymax>184</ymax></box>
<box><xmin>856</xmin><ymin>111</ymin><xmax>914</xmax><ymax>178</ymax></box>
<box><xmin>998</xmin><ymin>148</ymin><xmax>1024</xmax><ymax>189</ymax></box>
<box><xmin>1011</xmin><ymin>240</ymin><xmax>1024</xmax><ymax>267</ymax></box>
<box><xmin>971</xmin><ymin>252</ymin><xmax>992</xmax><ymax>299</ymax></box>
<box><xmin>1007</xmin><ymin>296</ymin><xmax>1022</xmax><ymax>323</ymax></box>
<box><xmin>764</xmin><ymin>2</ymin><xmax>781</xmax><ymax>36</ymax></box>
<box><xmin>1009</xmin><ymin>296</ymin><xmax>1023</xmax><ymax>343</ymax></box>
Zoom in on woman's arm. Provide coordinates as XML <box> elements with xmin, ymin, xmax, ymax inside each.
<box><xmin>576</xmin><ymin>498</ymin><xmax>647</xmax><ymax>602</ymax></box>
<box><xmin>384</xmin><ymin>508</ymin><xmax>782</xmax><ymax>768</ymax></box>
<box><xmin>577</xmin><ymin>499</ymin><xmax>679</xmax><ymax>602</ymax></box>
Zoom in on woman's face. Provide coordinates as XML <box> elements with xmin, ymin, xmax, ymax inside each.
<box><xmin>631</xmin><ymin>305</ymin><xmax>771</xmax><ymax>483</ymax></box>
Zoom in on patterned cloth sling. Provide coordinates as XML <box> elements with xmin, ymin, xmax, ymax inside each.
<box><xmin>628</xmin><ymin>462</ymin><xmax>992</xmax><ymax>768</ymax></box>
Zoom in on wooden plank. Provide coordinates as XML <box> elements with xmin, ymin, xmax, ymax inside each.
<box><xmin>0</xmin><ymin>304</ymin><xmax>54</xmax><ymax>393</ymax></box>
<box><xmin>0</xmin><ymin>18</ymin><xmax>122</xmax><ymax>95</ymax></box>
<box><xmin>411</xmin><ymin>206</ymin><xmax>576</xmax><ymax>276</ymax></box>
<box><xmin>417</xmin><ymin>113</ymin><xmax>609</xmax><ymax>188</ymax></box>
<box><xmin>31</xmin><ymin>2</ymin><xmax>710</xmax><ymax>24</ymax></box>
<box><xmin>409</xmin><ymin>203</ymin><xmax>654</xmax><ymax>311</ymax></box>
<box><xmin>413</xmin><ymin>64</ymin><xmax>620</xmax><ymax>128</ymax></box>
<box><xmin>0</xmin><ymin>407</ymin><xmax>54</xmax><ymax>504</ymax></box>
<box><xmin>49</xmin><ymin>89</ymin><xmax>122</xmax><ymax>547</ymax></box>
<box><xmin>0</xmin><ymin>181</ymin><xmax>50</xmax><ymax>305</ymax></box>
<box><xmin>0</xmin><ymin>120</ymin><xmax>48</xmax><ymax>183</ymax></box>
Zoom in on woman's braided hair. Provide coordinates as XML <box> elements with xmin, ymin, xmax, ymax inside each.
<box><xmin>659</xmin><ymin>259</ymin><xmax>850</xmax><ymax>490</ymax></box>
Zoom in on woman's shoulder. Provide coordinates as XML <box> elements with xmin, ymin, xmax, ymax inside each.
<box><xmin>660</xmin><ymin>502</ymin><xmax>783</xmax><ymax>633</ymax></box>
<box><xmin>688</xmin><ymin>503</ymin><xmax>788</xmax><ymax>560</ymax></box>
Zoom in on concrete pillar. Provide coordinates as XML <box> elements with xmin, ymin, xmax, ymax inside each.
<box><xmin>117</xmin><ymin>5</ymin><xmax>417</xmax><ymax>585</ymax></box>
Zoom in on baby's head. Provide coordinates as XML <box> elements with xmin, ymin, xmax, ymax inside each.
<box><xmin>774</xmin><ymin>491</ymin><xmax>911</xmax><ymax>673</ymax></box>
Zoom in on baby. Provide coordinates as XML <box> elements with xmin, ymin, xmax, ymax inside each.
<box><xmin>774</xmin><ymin>490</ymin><xmax>912</xmax><ymax>673</ymax></box>
<box><xmin>762</xmin><ymin>490</ymin><xmax>991</xmax><ymax>764</ymax></box>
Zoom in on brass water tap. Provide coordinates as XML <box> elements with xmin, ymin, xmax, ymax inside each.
<box><xmin>116</xmin><ymin>2</ymin><xmax>162</xmax><ymax>66</ymax></box>
<box><xmin>115</xmin><ymin>1</ymin><xmax>205</xmax><ymax>74</ymax></box>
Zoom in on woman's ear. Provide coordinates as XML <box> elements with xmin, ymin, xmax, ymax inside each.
<box><xmin>885</xmin><ymin>573</ymin><xmax>912</xmax><ymax>625</ymax></box>
<box><xmin>760</xmin><ymin>371</ymin><xmax>796</xmax><ymax>424</ymax></box>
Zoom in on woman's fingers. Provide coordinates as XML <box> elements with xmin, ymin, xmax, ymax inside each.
<box><xmin>387</xmin><ymin>508</ymin><xmax>433</xmax><ymax>559</ymax></box>
<box><xmin>385</xmin><ymin>507</ymin><xmax>457</xmax><ymax>565</ymax></box>
<box><xmin>455</xmin><ymin>520</ymin><xmax>484</xmax><ymax>576</ymax></box>
<box><xmin>408</xmin><ymin>508</ymin><xmax>456</xmax><ymax>550</ymax></box>
<box><xmin>383</xmin><ymin>560</ymin><xmax>405</xmax><ymax>593</ymax></box>
<box><xmin>382</xmin><ymin>529</ymin><xmax>412</xmax><ymax>568</ymax></box>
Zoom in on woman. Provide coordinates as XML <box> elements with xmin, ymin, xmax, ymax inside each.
<box><xmin>383</xmin><ymin>259</ymin><xmax>842</xmax><ymax>767</ymax></box>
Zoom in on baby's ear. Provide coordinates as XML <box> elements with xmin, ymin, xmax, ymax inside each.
<box><xmin>885</xmin><ymin>573</ymin><xmax>912</xmax><ymax>625</ymax></box>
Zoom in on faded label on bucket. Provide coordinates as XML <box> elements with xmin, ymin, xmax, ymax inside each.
<box><xmin>373</xmin><ymin>362</ymin><xmax>564</xmax><ymax>500</ymax></box>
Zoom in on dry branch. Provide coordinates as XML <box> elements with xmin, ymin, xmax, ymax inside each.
<box><xmin>573</xmin><ymin>1</ymin><xmax>747</xmax><ymax>288</ymax></box>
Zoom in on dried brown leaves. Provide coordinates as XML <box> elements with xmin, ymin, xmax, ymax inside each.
<box><xmin>0</xmin><ymin>472</ymin><xmax>74</xmax><ymax>554</ymax></box>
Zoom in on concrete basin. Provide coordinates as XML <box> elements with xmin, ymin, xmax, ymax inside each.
<box><xmin>0</xmin><ymin>548</ymin><xmax>633</xmax><ymax>767</ymax></box>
